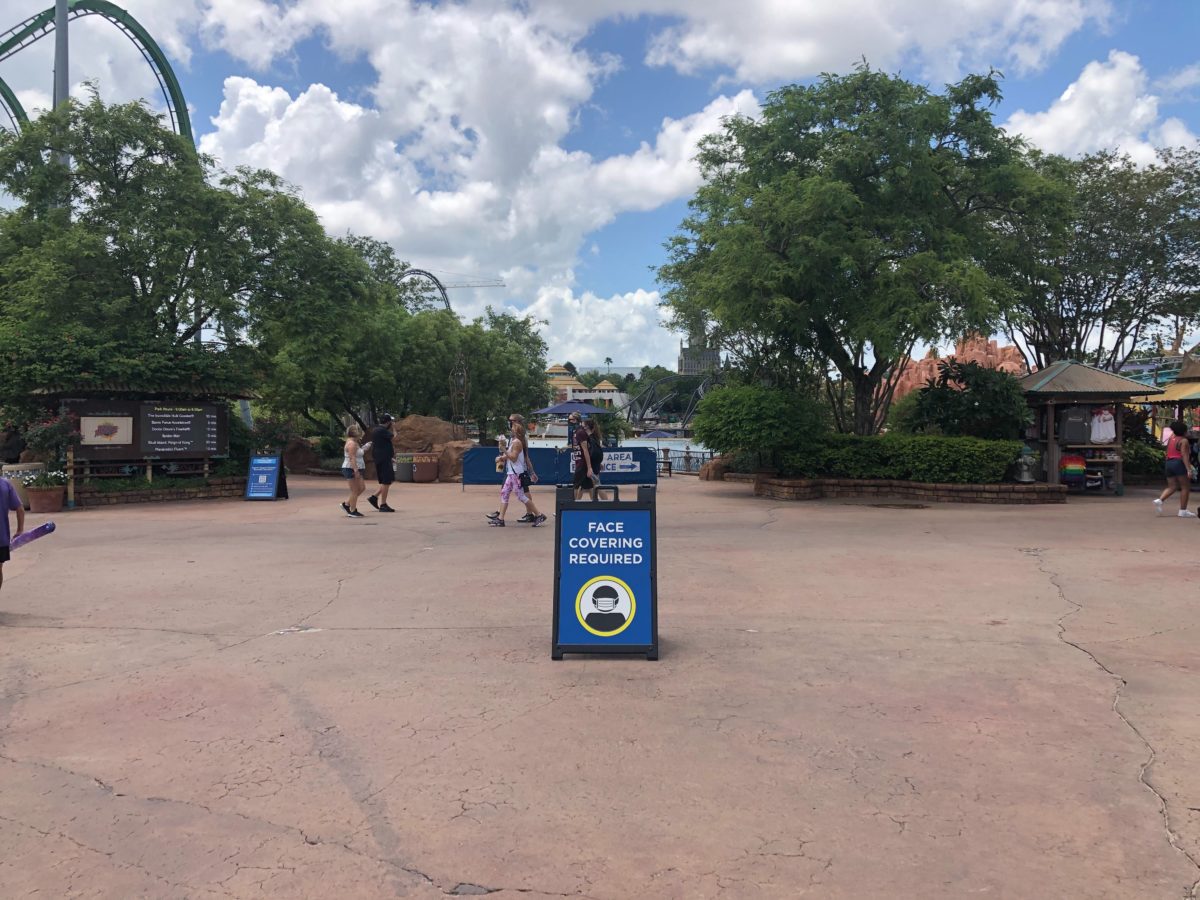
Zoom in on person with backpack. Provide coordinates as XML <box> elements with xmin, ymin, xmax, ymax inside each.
<box><xmin>1155</xmin><ymin>419</ymin><xmax>1197</xmax><ymax>518</ymax></box>
<box><xmin>568</xmin><ymin>412</ymin><xmax>601</xmax><ymax>500</ymax></box>
<box><xmin>583</xmin><ymin>418</ymin><xmax>604</xmax><ymax>497</ymax></box>
<box><xmin>487</xmin><ymin>416</ymin><xmax>547</xmax><ymax>527</ymax></box>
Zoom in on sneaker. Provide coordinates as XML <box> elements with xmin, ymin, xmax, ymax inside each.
<box><xmin>531</xmin><ymin>514</ymin><xmax>547</xmax><ymax>527</ymax></box>
<box><xmin>486</xmin><ymin>511</ymin><xmax>501</xmax><ymax>520</ymax></box>
<box><xmin>517</xmin><ymin>513</ymin><xmax>535</xmax><ymax>523</ymax></box>
<box><xmin>1179</xmin><ymin>509</ymin><xmax>1197</xmax><ymax>518</ymax></box>
<box><xmin>488</xmin><ymin>518</ymin><xmax>506</xmax><ymax>527</ymax></box>
<box><xmin>379</xmin><ymin>504</ymin><xmax>396</xmax><ymax>513</ymax></box>
<box><xmin>341</xmin><ymin>502</ymin><xmax>350</xmax><ymax>515</ymax></box>
<box><xmin>367</xmin><ymin>494</ymin><xmax>380</xmax><ymax>510</ymax></box>
<box><xmin>349</xmin><ymin>509</ymin><xmax>366</xmax><ymax>518</ymax></box>
<box><xmin>1154</xmin><ymin>498</ymin><xmax>1164</xmax><ymax>516</ymax></box>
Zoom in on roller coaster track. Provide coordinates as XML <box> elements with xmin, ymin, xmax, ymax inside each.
<box><xmin>0</xmin><ymin>73</ymin><xmax>26</xmax><ymax>131</ymax></box>
<box><xmin>398</xmin><ymin>269</ymin><xmax>505</xmax><ymax>314</ymax></box>
<box><xmin>0</xmin><ymin>0</ymin><xmax>192</xmax><ymax>143</ymax></box>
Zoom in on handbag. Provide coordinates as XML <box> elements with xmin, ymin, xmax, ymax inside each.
<box><xmin>518</xmin><ymin>471</ymin><xmax>532</xmax><ymax>490</ymax></box>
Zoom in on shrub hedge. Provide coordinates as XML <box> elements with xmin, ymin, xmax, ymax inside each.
<box><xmin>773</xmin><ymin>434</ymin><xmax>1023</xmax><ymax>484</ymax></box>
<box><xmin>1121</xmin><ymin>439</ymin><xmax>1164</xmax><ymax>477</ymax></box>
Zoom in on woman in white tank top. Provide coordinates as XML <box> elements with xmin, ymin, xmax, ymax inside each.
<box><xmin>341</xmin><ymin>424</ymin><xmax>370</xmax><ymax>517</ymax></box>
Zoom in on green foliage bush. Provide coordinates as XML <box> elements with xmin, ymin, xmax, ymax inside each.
<box><xmin>317</xmin><ymin>433</ymin><xmax>344</xmax><ymax>459</ymax></box>
<box><xmin>1122</xmin><ymin>439</ymin><xmax>1164</xmax><ymax>477</ymax></box>
<box><xmin>779</xmin><ymin>434</ymin><xmax>1022</xmax><ymax>483</ymax></box>
<box><xmin>693</xmin><ymin>384</ymin><xmax>828</xmax><ymax>467</ymax></box>
<box><xmin>909</xmin><ymin>361</ymin><xmax>1032</xmax><ymax>439</ymax></box>
<box><xmin>227</xmin><ymin>413</ymin><xmax>253</xmax><ymax>462</ymax></box>
<box><xmin>884</xmin><ymin>390</ymin><xmax>921</xmax><ymax>434</ymax></box>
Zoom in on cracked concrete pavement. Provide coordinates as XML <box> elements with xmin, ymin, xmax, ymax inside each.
<box><xmin>1</xmin><ymin>475</ymin><xmax>1198</xmax><ymax>898</ymax></box>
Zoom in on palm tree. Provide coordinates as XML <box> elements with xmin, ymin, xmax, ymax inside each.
<box><xmin>604</xmin><ymin>356</ymin><xmax>613</xmax><ymax>373</ymax></box>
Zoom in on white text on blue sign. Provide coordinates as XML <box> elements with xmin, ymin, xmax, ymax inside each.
<box><xmin>567</xmin><ymin>520</ymin><xmax>645</xmax><ymax>565</ymax></box>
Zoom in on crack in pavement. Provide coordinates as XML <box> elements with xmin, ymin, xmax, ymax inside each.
<box><xmin>1021</xmin><ymin>547</ymin><xmax>1200</xmax><ymax>899</ymax></box>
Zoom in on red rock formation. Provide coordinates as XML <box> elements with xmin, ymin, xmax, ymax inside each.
<box><xmin>892</xmin><ymin>335</ymin><xmax>1028</xmax><ymax>401</ymax></box>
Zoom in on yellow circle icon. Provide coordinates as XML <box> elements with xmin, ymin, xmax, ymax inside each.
<box><xmin>575</xmin><ymin>575</ymin><xmax>636</xmax><ymax>637</ymax></box>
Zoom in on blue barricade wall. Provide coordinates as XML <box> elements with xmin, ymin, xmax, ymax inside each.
<box><xmin>462</xmin><ymin>446</ymin><xmax>658</xmax><ymax>486</ymax></box>
<box><xmin>462</xmin><ymin>447</ymin><xmax>561</xmax><ymax>486</ymax></box>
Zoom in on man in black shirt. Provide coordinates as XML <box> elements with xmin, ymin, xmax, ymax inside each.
<box><xmin>367</xmin><ymin>414</ymin><xmax>397</xmax><ymax>512</ymax></box>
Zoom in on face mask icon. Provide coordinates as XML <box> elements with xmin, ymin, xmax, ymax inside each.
<box><xmin>592</xmin><ymin>586</ymin><xmax>619</xmax><ymax>612</ymax></box>
<box><xmin>578</xmin><ymin>579</ymin><xmax>633</xmax><ymax>637</ymax></box>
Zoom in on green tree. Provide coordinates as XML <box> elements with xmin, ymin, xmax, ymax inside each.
<box><xmin>462</xmin><ymin>309</ymin><xmax>552</xmax><ymax>435</ymax></box>
<box><xmin>998</xmin><ymin>148</ymin><xmax>1200</xmax><ymax>370</ymax></box>
<box><xmin>0</xmin><ymin>92</ymin><xmax>284</xmax><ymax>417</ymax></box>
<box><xmin>658</xmin><ymin>65</ymin><xmax>1032</xmax><ymax>434</ymax></box>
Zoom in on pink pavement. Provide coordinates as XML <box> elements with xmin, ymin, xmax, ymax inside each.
<box><xmin>0</xmin><ymin>475</ymin><xmax>1197</xmax><ymax>898</ymax></box>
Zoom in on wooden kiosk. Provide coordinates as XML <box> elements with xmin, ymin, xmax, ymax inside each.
<box><xmin>1019</xmin><ymin>361</ymin><xmax>1162</xmax><ymax>490</ymax></box>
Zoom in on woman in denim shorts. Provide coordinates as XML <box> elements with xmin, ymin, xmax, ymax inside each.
<box><xmin>341</xmin><ymin>424</ymin><xmax>368</xmax><ymax>518</ymax></box>
<box><xmin>1156</xmin><ymin>419</ymin><xmax>1196</xmax><ymax>518</ymax></box>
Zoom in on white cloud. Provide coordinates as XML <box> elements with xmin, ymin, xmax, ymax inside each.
<box><xmin>1156</xmin><ymin>62</ymin><xmax>1200</xmax><ymax>98</ymax></box>
<box><xmin>200</xmin><ymin>71</ymin><xmax>756</xmax><ymax>362</ymax></box>
<box><xmin>527</xmin><ymin>0</ymin><xmax>1111</xmax><ymax>82</ymax></box>
<box><xmin>521</xmin><ymin>280</ymin><xmax>678</xmax><ymax>367</ymax></box>
<box><xmin>1005</xmin><ymin>50</ymin><xmax>1198</xmax><ymax>165</ymax></box>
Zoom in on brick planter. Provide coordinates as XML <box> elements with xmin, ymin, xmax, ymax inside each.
<box><xmin>73</xmin><ymin>476</ymin><xmax>248</xmax><ymax>508</ymax></box>
<box><xmin>751</xmin><ymin>476</ymin><xmax>1067</xmax><ymax>504</ymax></box>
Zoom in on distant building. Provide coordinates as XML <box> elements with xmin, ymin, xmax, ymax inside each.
<box><xmin>545</xmin><ymin>364</ymin><xmax>630</xmax><ymax>410</ymax></box>
<box><xmin>678</xmin><ymin>336</ymin><xmax>721</xmax><ymax>376</ymax></box>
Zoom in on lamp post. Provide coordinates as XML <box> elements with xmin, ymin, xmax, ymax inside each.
<box><xmin>449</xmin><ymin>353</ymin><xmax>470</xmax><ymax>440</ymax></box>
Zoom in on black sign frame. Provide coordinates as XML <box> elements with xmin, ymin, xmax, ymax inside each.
<box><xmin>552</xmin><ymin>485</ymin><xmax>659</xmax><ymax>661</ymax></box>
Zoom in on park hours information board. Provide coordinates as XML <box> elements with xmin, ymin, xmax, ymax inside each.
<box><xmin>138</xmin><ymin>403</ymin><xmax>225</xmax><ymax>457</ymax></box>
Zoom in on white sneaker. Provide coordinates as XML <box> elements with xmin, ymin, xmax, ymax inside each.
<box><xmin>1154</xmin><ymin>498</ymin><xmax>1164</xmax><ymax>515</ymax></box>
<box><xmin>1178</xmin><ymin>509</ymin><xmax>1197</xmax><ymax>518</ymax></box>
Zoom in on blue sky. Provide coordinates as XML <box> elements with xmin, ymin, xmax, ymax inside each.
<box><xmin>0</xmin><ymin>0</ymin><xmax>1197</xmax><ymax>368</ymax></box>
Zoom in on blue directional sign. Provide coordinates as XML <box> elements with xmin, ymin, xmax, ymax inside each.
<box><xmin>553</xmin><ymin>486</ymin><xmax>658</xmax><ymax>659</ymax></box>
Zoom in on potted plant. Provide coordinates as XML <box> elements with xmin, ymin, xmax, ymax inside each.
<box><xmin>21</xmin><ymin>468</ymin><xmax>68</xmax><ymax>513</ymax></box>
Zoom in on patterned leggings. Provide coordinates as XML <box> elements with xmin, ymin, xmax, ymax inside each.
<box><xmin>499</xmin><ymin>473</ymin><xmax>528</xmax><ymax>504</ymax></box>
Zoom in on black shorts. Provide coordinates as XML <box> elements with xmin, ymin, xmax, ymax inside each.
<box><xmin>1165</xmin><ymin>458</ymin><xmax>1188</xmax><ymax>478</ymax></box>
<box><xmin>0</xmin><ymin>545</ymin><xmax>9</xmax><ymax>563</ymax></box>
<box><xmin>573</xmin><ymin>461</ymin><xmax>590</xmax><ymax>489</ymax></box>
<box><xmin>376</xmin><ymin>459</ymin><xmax>395</xmax><ymax>485</ymax></box>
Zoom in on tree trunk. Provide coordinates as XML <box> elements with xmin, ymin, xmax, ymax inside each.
<box><xmin>852</xmin><ymin>375</ymin><xmax>881</xmax><ymax>436</ymax></box>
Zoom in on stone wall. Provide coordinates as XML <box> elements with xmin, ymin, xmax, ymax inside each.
<box><xmin>74</xmin><ymin>476</ymin><xmax>248</xmax><ymax>507</ymax></box>
<box><xmin>751</xmin><ymin>477</ymin><xmax>1067</xmax><ymax>504</ymax></box>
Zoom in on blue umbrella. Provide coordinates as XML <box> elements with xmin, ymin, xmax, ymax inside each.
<box><xmin>532</xmin><ymin>400</ymin><xmax>612</xmax><ymax>415</ymax></box>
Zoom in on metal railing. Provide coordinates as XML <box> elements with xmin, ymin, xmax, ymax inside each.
<box><xmin>660</xmin><ymin>448</ymin><xmax>712</xmax><ymax>474</ymax></box>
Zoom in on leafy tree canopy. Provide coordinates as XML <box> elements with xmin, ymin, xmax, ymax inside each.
<box><xmin>998</xmin><ymin>148</ymin><xmax>1200</xmax><ymax>370</ymax></box>
<box><xmin>658</xmin><ymin>64</ymin><xmax>1034</xmax><ymax>433</ymax></box>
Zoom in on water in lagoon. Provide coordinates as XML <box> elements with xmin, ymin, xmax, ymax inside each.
<box><xmin>527</xmin><ymin>436</ymin><xmax>707</xmax><ymax>453</ymax></box>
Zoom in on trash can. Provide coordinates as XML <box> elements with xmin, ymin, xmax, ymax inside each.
<box><xmin>3</xmin><ymin>463</ymin><xmax>45</xmax><ymax>510</ymax></box>
<box><xmin>395</xmin><ymin>453</ymin><xmax>414</xmax><ymax>483</ymax></box>
<box><xmin>412</xmin><ymin>453</ymin><xmax>439</xmax><ymax>483</ymax></box>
